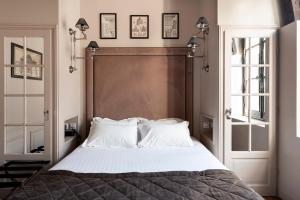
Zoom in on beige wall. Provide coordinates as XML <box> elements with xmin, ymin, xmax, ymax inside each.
<box><xmin>57</xmin><ymin>0</ymin><xmax>81</xmax><ymax>159</ymax></box>
<box><xmin>218</xmin><ymin>0</ymin><xmax>281</xmax><ymax>26</ymax></box>
<box><xmin>278</xmin><ymin>21</ymin><xmax>300</xmax><ymax>200</ymax></box>
<box><xmin>80</xmin><ymin>0</ymin><xmax>202</xmax><ymax>48</ymax></box>
<box><xmin>0</xmin><ymin>0</ymin><xmax>58</xmax><ymax>25</ymax></box>
<box><xmin>80</xmin><ymin>0</ymin><xmax>209</xmax><ymax>137</ymax></box>
<box><xmin>198</xmin><ymin>0</ymin><xmax>219</xmax><ymax>156</ymax></box>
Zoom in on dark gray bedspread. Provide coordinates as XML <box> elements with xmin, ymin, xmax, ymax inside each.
<box><xmin>8</xmin><ymin>169</ymin><xmax>263</xmax><ymax>200</ymax></box>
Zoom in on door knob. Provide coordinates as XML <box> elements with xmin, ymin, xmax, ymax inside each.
<box><xmin>44</xmin><ymin>110</ymin><xmax>49</xmax><ymax>121</ymax></box>
<box><xmin>225</xmin><ymin>108</ymin><xmax>232</xmax><ymax>120</ymax></box>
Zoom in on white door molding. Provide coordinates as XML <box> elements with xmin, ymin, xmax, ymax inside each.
<box><xmin>220</xmin><ymin>27</ymin><xmax>277</xmax><ymax>196</ymax></box>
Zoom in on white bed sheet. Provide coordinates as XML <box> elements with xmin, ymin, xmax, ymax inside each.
<box><xmin>50</xmin><ymin>139</ymin><xmax>226</xmax><ymax>173</ymax></box>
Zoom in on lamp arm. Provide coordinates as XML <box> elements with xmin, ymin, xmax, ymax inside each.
<box><xmin>187</xmin><ymin>54</ymin><xmax>205</xmax><ymax>58</ymax></box>
<box><xmin>193</xmin><ymin>36</ymin><xmax>205</xmax><ymax>40</ymax></box>
<box><xmin>74</xmin><ymin>31</ymin><xmax>87</xmax><ymax>41</ymax></box>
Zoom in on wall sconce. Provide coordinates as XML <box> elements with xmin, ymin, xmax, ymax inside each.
<box><xmin>69</xmin><ymin>18</ymin><xmax>89</xmax><ymax>73</ymax></box>
<box><xmin>187</xmin><ymin>16</ymin><xmax>209</xmax><ymax>72</ymax></box>
<box><xmin>87</xmin><ymin>41</ymin><xmax>100</xmax><ymax>53</ymax></box>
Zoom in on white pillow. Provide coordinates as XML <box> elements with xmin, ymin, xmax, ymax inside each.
<box><xmin>93</xmin><ymin>117</ymin><xmax>137</xmax><ymax>124</ymax></box>
<box><xmin>137</xmin><ymin>118</ymin><xmax>184</xmax><ymax>124</ymax></box>
<box><xmin>84</xmin><ymin>118</ymin><xmax>138</xmax><ymax>148</ymax></box>
<box><xmin>138</xmin><ymin>121</ymin><xmax>193</xmax><ymax>147</ymax></box>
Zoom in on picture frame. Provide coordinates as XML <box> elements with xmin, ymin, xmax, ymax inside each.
<box><xmin>130</xmin><ymin>15</ymin><xmax>149</xmax><ymax>39</ymax></box>
<box><xmin>100</xmin><ymin>13</ymin><xmax>117</xmax><ymax>39</ymax></box>
<box><xmin>162</xmin><ymin>13</ymin><xmax>179</xmax><ymax>39</ymax></box>
<box><xmin>11</xmin><ymin>43</ymin><xmax>43</xmax><ymax>80</ymax></box>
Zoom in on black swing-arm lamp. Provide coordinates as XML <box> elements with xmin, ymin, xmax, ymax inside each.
<box><xmin>187</xmin><ymin>16</ymin><xmax>210</xmax><ymax>72</ymax></box>
<box><xmin>69</xmin><ymin>18</ymin><xmax>90</xmax><ymax>73</ymax></box>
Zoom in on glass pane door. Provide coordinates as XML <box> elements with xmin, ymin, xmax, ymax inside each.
<box><xmin>231</xmin><ymin>37</ymin><xmax>270</xmax><ymax>152</ymax></box>
<box><xmin>3</xmin><ymin>36</ymin><xmax>45</xmax><ymax>155</ymax></box>
<box><xmin>224</xmin><ymin>29</ymin><xmax>276</xmax><ymax>195</ymax></box>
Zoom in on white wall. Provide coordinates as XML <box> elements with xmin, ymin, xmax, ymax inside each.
<box><xmin>278</xmin><ymin>21</ymin><xmax>300</xmax><ymax>200</ymax></box>
<box><xmin>0</xmin><ymin>0</ymin><xmax>58</xmax><ymax>25</ymax></box>
<box><xmin>218</xmin><ymin>0</ymin><xmax>281</xmax><ymax>26</ymax></box>
<box><xmin>80</xmin><ymin>0</ymin><xmax>210</xmax><ymax>137</ymax></box>
<box><xmin>57</xmin><ymin>0</ymin><xmax>81</xmax><ymax>159</ymax></box>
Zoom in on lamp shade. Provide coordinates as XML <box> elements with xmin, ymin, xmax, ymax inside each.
<box><xmin>196</xmin><ymin>17</ymin><xmax>209</xmax><ymax>31</ymax></box>
<box><xmin>187</xmin><ymin>36</ymin><xmax>199</xmax><ymax>48</ymax></box>
<box><xmin>87</xmin><ymin>41</ymin><xmax>99</xmax><ymax>49</ymax></box>
<box><xmin>75</xmin><ymin>18</ymin><xmax>89</xmax><ymax>31</ymax></box>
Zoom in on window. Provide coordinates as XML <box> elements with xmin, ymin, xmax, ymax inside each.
<box><xmin>231</xmin><ymin>38</ymin><xmax>269</xmax><ymax>122</ymax></box>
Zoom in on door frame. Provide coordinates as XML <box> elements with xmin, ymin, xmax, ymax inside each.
<box><xmin>218</xmin><ymin>25</ymin><xmax>279</xmax><ymax>162</ymax></box>
<box><xmin>0</xmin><ymin>25</ymin><xmax>57</xmax><ymax>163</ymax></box>
<box><xmin>219</xmin><ymin>26</ymin><xmax>278</xmax><ymax>195</ymax></box>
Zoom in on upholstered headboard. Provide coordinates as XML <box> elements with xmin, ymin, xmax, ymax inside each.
<box><xmin>85</xmin><ymin>47</ymin><xmax>193</xmax><ymax>135</ymax></box>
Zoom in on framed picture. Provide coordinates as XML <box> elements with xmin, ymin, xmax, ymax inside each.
<box><xmin>130</xmin><ymin>15</ymin><xmax>149</xmax><ymax>39</ymax></box>
<box><xmin>100</xmin><ymin>13</ymin><xmax>117</xmax><ymax>39</ymax></box>
<box><xmin>11</xmin><ymin>43</ymin><xmax>43</xmax><ymax>80</ymax></box>
<box><xmin>162</xmin><ymin>13</ymin><xmax>179</xmax><ymax>39</ymax></box>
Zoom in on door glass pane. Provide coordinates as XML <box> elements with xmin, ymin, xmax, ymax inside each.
<box><xmin>26</xmin><ymin>97</ymin><xmax>44</xmax><ymax>124</ymax></box>
<box><xmin>3</xmin><ymin>35</ymin><xmax>47</xmax><ymax>158</ymax></box>
<box><xmin>5</xmin><ymin>126</ymin><xmax>24</xmax><ymax>154</ymax></box>
<box><xmin>4</xmin><ymin>37</ymin><xmax>24</xmax><ymax>94</ymax></box>
<box><xmin>250</xmin><ymin>38</ymin><xmax>269</xmax><ymax>65</ymax></box>
<box><xmin>5</xmin><ymin>66</ymin><xmax>24</xmax><ymax>94</ymax></box>
<box><xmin>251</xmin><ymin>96</ymin><xmax>269</xmax><ymax>122</ymax></box>
<box><xmin>231</xmin><ymin>67</ymin><xmax>249</xmax><ymax>94</ymax></box>
<box><xmin>232</xmin><ymin>125</ymin><xmax>249</xmax><ymax>151</ymax></box>
<box><xmin>251</xmin><ymin>67</ymin><xmax>269</xmax><ymax>94</ymax></box>
<box><xmin>5</xmin><ymin>97</ymin><xmax>24</xmax><ymax>124</ymax></box>
<box><xmin>26</xmin><ymin>66</ymin><xmax>44</xmax><ymax>94</ymax></box>
<box><xmin>231</xmin><ymin>38</ymin><xmax>250</xmax><ymax>65</ymax></box>
<box><xmin>26</xmin><ymin>37</ymin><xmax>44</xmax><ymax>94</ymax></box>
<box><xmin>26</xmin><ymin>126</ymin><xmax>44</xmax><ymax>154</ymax></box>
<box><xmin>231</xmin><ymin>96</ymin><xmax>248</xmax><ymax>122</ymax></box>
<box><xmin>251</xmin><ymin>124</ymin><xmax>269</xmax><ymax>151</ymax></box>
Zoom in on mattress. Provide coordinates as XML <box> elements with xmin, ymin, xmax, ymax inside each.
<box><xmin>50</xmin><ymin>139</ymin><xmax>226</xmax><ymax>173</ymax></box>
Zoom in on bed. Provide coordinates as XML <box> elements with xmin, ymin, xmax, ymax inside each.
<box><xmin>8</xmin><ymin>47</ymin><xmax>263</xmax><ymax>200</ymax></box>
<box><xmin>9</xmin><ymin>139</ymin><xmax>262</xmax><ymax>200</ymax></box>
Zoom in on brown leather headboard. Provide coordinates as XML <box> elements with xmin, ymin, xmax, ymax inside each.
<box><xmin>85</xmin><ymin>47</ymin><xmax>193</xmax><ymax>135</ymax></box>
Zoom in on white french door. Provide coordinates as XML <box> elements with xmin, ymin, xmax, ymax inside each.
<box><xmin>0</xmin><ymin>28</ymin><xmax>52</xmax><ymax>162</ymax></box>
<box><xmin>224</xmin><ymin>29</ymin><xmax>276</xmax><ymax>196</ymax></box>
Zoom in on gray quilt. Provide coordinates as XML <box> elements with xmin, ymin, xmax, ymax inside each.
<box><xmin>8</xmin><ymin>169</ymin><xmax>263</xmax><ymax>200</ymax></box>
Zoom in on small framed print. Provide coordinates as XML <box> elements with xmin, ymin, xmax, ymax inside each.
<box><xmin>11</xmin><ymin>43</ymin><xmax>43</xmax><ymax>80</ymax></box>
<box><xmin>162</xmin><ymin>13</ymin><xmax>179</xmax><ymax>39</ymax></box>
<box><xmin>130</xmin><ymin>15</ymin><xmax>149</xmax><ymax>39</ymax></box>
<box><xmin>100</xmin><ymin>13</ymin><xmax>117</xmax><ymax>39</ymax></box>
